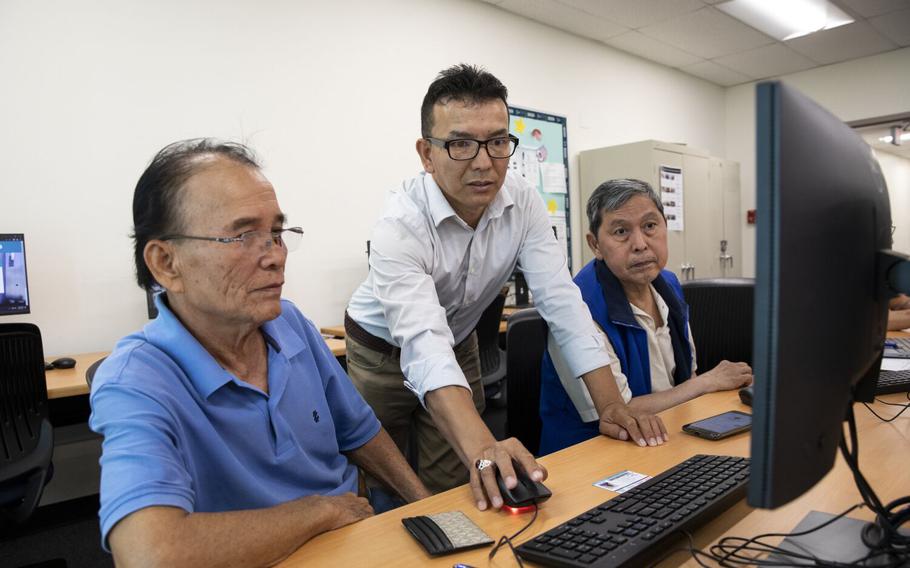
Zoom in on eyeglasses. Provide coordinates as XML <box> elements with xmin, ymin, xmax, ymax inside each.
<box><xmin>425</xmin><ymin>135</ymin><xmax>519</xmax><ymax>161</ymax></box>
<box><xmin>160</xmin><ymin>227</ymin><xmax>304</xmax><ymax>253</ymax></box>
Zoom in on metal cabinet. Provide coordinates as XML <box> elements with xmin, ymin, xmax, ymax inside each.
<box><xmin>579</xmin><ymin>140</ymin><xmax>741</xmax><ymax>280</ymax></box>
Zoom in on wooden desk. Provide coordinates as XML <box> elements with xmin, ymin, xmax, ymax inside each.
<box><xmin>45</xmin><ymin>338</ymin><xmax>347</xmax><ymax>400</ymax></box>
<box><xmin>321</xmin><ymin>325</ymin><xmax>346</xmax><ymax>338</ymax></box>
<box><xmin>278</xmin><ymin>390</ymin><xmax>909</xmax><ymax>567</ymax></box>
<box><xmin>322</xmin><ymin>316</ymin><xmax>511</xmax><ymax>338</ymax></box>
<box><xmin>45</xmin><ymin>352</ymin><xmax>107</xmax><ymax>399</ymax></box>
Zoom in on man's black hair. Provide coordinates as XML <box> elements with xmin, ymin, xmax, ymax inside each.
<box><xmin>131</xmin><ymin>138</ymin><xmax>260</xmax><ymax>291</ymax></box>
<box><xmin>420</xmin><ymin>64</ymin><xmax>508</xmax><ymax>138</ymax></box>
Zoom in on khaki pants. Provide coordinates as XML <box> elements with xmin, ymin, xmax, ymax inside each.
<box><xmin>345</xmin><ymin>332</ymin><xmax>485</xmax><ymax>494</ymax></box>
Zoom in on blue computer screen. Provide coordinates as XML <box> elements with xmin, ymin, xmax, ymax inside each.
<box><xmin>0</xmin><ymin>233</ymin><xmax>31</xmax><ymax>316</ymax></box>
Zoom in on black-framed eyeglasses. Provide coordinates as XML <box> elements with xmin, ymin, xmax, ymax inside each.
<box><xmin>160</xmin><ymin>227</ymin><xmax>304</xmax><ymax>253</ymax></box>
<box><xmin>425</xmin><ymin>135</ymin><xmax>519</xmax><ymax>161</ymax></box>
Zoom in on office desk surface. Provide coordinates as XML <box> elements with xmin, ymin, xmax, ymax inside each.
<box><xmin>45</xmin><ymin>339</ymin><xmax>347</xmax><ymax>400</ymax></box>
<box><xmin>44</xmin><ymin>351</ymin><xmax>108</xmax><ymax>400</ymax></box>
<box><xmin>279</xmin><ymin>390</ymin><xmax>909</xmax><ymax>567</ymax></box>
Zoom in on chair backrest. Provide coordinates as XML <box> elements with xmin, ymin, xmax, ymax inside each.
<box><xmin>682</xmin><ymin>278</ymin><xmax>755</xmax><ymax>372</ymax></box>
<box><xmin>505</xmin><ymin>308</ymin><xmax>548</xmax><ymax>456</ymax></box>
<box><xmin>85</xmin><ymin>356</ymin><xmax>107</xmax><ymax>387</ymax></box>
<box><xmin>474</xmin><ymin>293</ymin><xmax>506</xmax><ymax>377</ymax></box>
<box><xmin>0</xmin><ymin>322</ymin><xmax>54</xmax><ymax>524</ymax></box>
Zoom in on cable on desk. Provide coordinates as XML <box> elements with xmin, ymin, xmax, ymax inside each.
<box><xmin>488</xmin><ymin>502</ymin><xmax>539</xmax><ymax>568</ymax></box>
<box><xmin>675</xmin><ymin>404</ymin><xmax>909</xmax><ymax>567</ymax></box>
<box><xmin>863</xmin><ymin>392</ymin><xmax>910</xmax><ymax>422</ymax></box>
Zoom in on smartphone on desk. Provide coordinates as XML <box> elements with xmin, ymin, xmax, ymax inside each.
<box><xmin>682</xmin><ymin>410</ymin><xmax>751</xmax><ymax>440</ymax></box>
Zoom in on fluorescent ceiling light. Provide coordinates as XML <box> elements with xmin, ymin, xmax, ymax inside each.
<box><xmin>879</xmin><ymin>133</ymin><xmax>910</xmax><ymax>143</ymax></box>
<box><xmin>717</xmin><ymin>0</ymin><xmax>854</xmax><ymax>41</ymax></box>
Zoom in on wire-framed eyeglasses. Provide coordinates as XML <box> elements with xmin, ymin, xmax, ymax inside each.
<box><xmin>425</xmin><ymin>135</ymin><xmax>519</xmax><ymax>161</ymax></box>
<box><xmin>160</xmin><ymin>227</ymin><xmax>304</xmax><ymax>253</ymax></box>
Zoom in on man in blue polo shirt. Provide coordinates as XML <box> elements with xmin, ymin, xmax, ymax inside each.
<box><xmin>89</xmin><ymin>139</ymin><xmax>430</xmax><ymax>566</ymax></box>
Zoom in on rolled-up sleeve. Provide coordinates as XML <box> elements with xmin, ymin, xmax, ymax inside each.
<box><xmin>518</xmin><ymin>192</ymin><xmax>612</xmax><ymax>378</ymax></box>
<box><xmin>369</xmin><ymin>217</ymin><xmax>469</xmax><ymax>404</ymax></box>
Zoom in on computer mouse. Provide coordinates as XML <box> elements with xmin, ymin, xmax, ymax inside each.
<box><xmin>51</xmin><ymin>357</ymin><xmax>77</xmax><ymax>370</ymax></box>
<box><xmin>495</xmin><ymin>460</ymin><xmax>552</xmax><ymax>509</ymax></box>
<box><xmin>739</xmin><ymin>385</ymin><xmax>753</xmax><ymax>407</ymax></box>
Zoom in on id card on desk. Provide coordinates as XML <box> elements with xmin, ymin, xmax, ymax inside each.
<box><xmin>594</xmin><ymin>470</ymin><xmax>651</xmax><ymax>494</ymax></box>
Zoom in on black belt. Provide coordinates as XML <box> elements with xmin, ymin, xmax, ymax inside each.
<box><xmin>344</xmin><ymin>312</ymin><xmax>476</xmax><ymax>357</ymax></box>
<box><xmin>345</xmin><ymin>312</ymin><xmax>398</xmax><ymax>356</ymax></box>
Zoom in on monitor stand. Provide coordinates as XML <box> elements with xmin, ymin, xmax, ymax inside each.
<box><xmin>770</xmin><ymin>511</ymin><xmax>908</xmax><ymax>566</ymax></box>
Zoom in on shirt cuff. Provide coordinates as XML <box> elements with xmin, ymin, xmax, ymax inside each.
<box><xmin>403</xmin><ymin>354</ymin><xmax>472</xmax><ymax>407</ymax></box>
<box><xmin>557</xmin><ymin>331</ymin><xmax>612</xmax><ymax>379</ymax></box>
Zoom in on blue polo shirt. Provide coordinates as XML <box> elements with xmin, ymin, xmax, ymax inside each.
<box><xmin>89</xmin><ymin>297</ymin><xmax>380</xmax><ymax>548</ymax></box>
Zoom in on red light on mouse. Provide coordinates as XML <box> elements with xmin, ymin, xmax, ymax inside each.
<box><xmin>503</xmin><ymin>504</ymin><xmax>536</xmax><ymax>514</ymax></box>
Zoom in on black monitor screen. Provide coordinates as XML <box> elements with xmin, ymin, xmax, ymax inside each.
<box><xmin>748</xmin><ymin>82</ymin><xmax>893</xmax><ymax>510</ymax></box>
<box><xmin>0</xmin><ymin>233</ymin><xmax>30</xmax><ymax>316</ymax></box>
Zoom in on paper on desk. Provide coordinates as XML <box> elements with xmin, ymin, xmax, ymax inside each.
<box><xmin>881</xmin><ymin>358</ymin><xmax>910</xmax><ymax>371</ymax></box>
<box><xmin>594</xmin><ymin>470</ymin><xmax>651</xmax><ymax>494</ymax></box>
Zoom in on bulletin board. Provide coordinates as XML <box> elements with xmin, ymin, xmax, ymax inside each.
<box><xmin>508</xmin><ymin>106</ymin><xmax>572</xmax><ymax>271</ymax></box>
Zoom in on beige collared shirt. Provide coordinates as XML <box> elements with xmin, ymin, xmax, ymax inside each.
<box><xmin>547</xmin><ymin>284</ymin><xmax>697</xmax><ymax>422</ymax></box>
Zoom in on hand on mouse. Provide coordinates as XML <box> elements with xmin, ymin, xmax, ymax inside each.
<box><xmin>468</xmin><ymin>437</ymin><xmax>546</xmax><ymax>511</ymax></box>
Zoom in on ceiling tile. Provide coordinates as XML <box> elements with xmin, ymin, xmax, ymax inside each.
<box><xmin>680</xmin><ymin>59</ymin><xmax>752</xmax><ymax>85</ymax></box>
<box><xmin>556</xmin><ymin>0</ymin><xmax>704</xmax><ymax>28</ymax></box>
<box><xmin>838</xmin><ymin>0</ymin><xmax>910</xmax><ymax>18</ymax></box>
<box><xmin>869</xmin><ymin>8</ymin><xmax>910</xmax><ymax>46</ymax></box>
<box><xmin>786</xmin><ymin>20</ymin><xmax>897</xmax><ymax>64</ymax></box>
<box><xmin>715</xmin><ymin>43</ymin><xmax>818</xmax><ymax>79</ymax></box>
<box><xmin>497</xmin><ymin>0</ymin><xmax>629</xmax><ymax>42</ymax></box>
<box><xmin>605</xmin><ymin>30</ymin><xmax>703</xmax><ymax>67</ymax></box>
<box><xmin>639</xmin><ymin>7</ymin><xmax>775</xmax><ymax>59</ymax></box>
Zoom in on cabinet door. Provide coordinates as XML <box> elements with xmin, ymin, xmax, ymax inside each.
<box><xmin>652</xmin><ymin>150</ymin><xmax>686</xmax><ymax>280</ymax></box>
<box><xmin>721</xmin><ymin>160</ymin><xmax>742</xmax><ymax>277</ymax></box>
<box><xmin>682</xmin><ymin>154</ymin><xmax>722</xmax><ymax>280</ymax></box>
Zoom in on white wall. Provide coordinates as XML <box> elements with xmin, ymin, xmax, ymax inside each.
<box><xmin>0</xmin><ymin>0</ymin><xmax>726</xmax><ymax>356</ymax></box>
<box><xmin>877</xmin><ymin>152</ymin><xmax>910</xmax><ymax>254</ymax></box>
<box><xmin>725</xmin><ymin>48</ymin><xmax>910</xmax><ymax>276</ymax></box>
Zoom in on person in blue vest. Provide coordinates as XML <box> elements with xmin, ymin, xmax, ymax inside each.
<box><xmin>539</xmin><ymin>178</ymin><xmax>753</xmax><ymax>455</ymax></box>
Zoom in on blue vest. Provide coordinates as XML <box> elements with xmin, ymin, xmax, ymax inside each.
<box><xmin>538</xmin><ymin>260</ymin><xmax>692</xmax><ymax>455</ymax></box>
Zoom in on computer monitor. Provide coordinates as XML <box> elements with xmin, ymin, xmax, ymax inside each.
<box><xmin>0</xmin><ymin>233</ymin><xmax>31</xmax><ymax>316</ymax></box>
<box><xmin>749</xmin><ymin>81</ymin><xmax>895</xmax><ymax>507</ymax></box>
<box><xmin>749</xmin><ymin>81</ymin><xmax>909</xmax><ymax>535</ymax></box>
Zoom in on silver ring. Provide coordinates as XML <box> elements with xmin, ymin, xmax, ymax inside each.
<box><xmin>475</xmin><ymin>458</ymin><xmax>494</xmax><ymax>471</ymax></box>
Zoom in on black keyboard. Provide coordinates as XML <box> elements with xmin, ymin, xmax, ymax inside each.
<box><xmin>877</xmin><ymin>369</ymin><xmax>910</xmax><ymax>395</ymax></box>
<box><xmin>517</xmin><ymin>454</ymin><xmax>750</xmax><ymax>567</ymax></box>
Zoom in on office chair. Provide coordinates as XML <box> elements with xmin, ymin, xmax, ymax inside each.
<box><xmin>504</xmin><ymin>308</ymin><xmax>548</xmax><ymax>456</ymax></box>
<box><xmin>475</xmin><ymin>293</ymin><xmax>507</xmax><ymax>405</ymax></box>
<box><xmin>681</xmin><ymin>278</ymin><xmax>754</xmax><ymax>372</ymax></box>
<box><xmin>85</xmin><ymin>357</ymin><xmax>106</xmax><ymax>387</ymax></box>
<box><xmin>0</xmin><ymin>323</ymin><xmax>54</xmax><ymax>526</ymax></box>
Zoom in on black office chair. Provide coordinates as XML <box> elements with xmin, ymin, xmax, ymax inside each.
<box><xmin>0</xmin><ymin>323</ymin><xmax>54</xmax><ymax>526</ymax></box>
<box><xmin>475</xmin><ymin>293</ymin><xmax>507</xmax><ymax>404</ymax></box>
<box><xmin>85</xmin><ymin>356</ymin><xmax>106</xmax><ymax>387</ymax></box>
<box><xmin>504</xmin><ymin>308</ymin><xmax>548</xmax><ymax>456</ymax></box>
<box><xmin>682</xmin><ymin>278</ymin><xmax>755</xmax><ymax>372</ymax></box>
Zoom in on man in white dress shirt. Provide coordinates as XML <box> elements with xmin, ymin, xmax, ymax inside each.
<box><xmin>345</xmin><ymin>64</ymin><xmax>666</xmax><ymax>510</ymax></box>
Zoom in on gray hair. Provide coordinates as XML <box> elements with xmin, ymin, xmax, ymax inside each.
<box><xmin>586</xmin><ymin>178</ymin><xmax>664</xmax><ymax>236</ymax></box>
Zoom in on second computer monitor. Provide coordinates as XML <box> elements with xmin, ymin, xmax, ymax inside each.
<box><xmin>0</xmin><ymin>233</ymin><xmax>31</xmax><ymax>316</ymax></box>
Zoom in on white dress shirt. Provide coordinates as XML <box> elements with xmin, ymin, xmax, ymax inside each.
<box><xmin>547</xmin><ymin>284</ymin><xmax>698</xmax><ymax>422</ymax></box>
<box><xmin>347</xmin><ymin>171</ymin><xmax>610</xmax><ymax>404</ymax></box>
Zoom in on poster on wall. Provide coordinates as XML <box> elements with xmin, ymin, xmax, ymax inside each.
<box><xmin>508</xmin><ymin>106</ymin><xmax>571</xmax><ymax>270</ymax></box>
<box><xmin>659</xmin><ymin>165</ymin><xmax>684</xmax><ymax>232</ymax></box>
